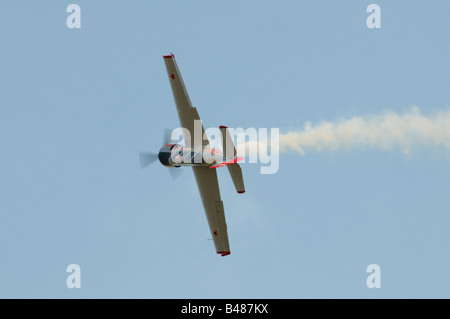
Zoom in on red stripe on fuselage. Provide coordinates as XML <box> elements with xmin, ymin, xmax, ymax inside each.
<box><xmin>209</xmin><ymin>157</ymin><xmax>244</xmax><ymax>169</ymax></box>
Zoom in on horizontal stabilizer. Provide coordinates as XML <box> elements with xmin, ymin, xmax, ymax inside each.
<box><xmin>227</xmin><ymin>163</ymin><xmax>245</xmax><ymax>194</ymax></box>
<box><xmin>219</xmin><ymin>126</ymin><xmax>236</xmax><ymax>161</ymax></box>
<box><xmin>214</xmin><ymin>125</ymin><xmax>245</xmax><ymax>194</ymax></box>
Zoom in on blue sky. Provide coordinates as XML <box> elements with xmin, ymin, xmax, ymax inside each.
<box><xmin>1</xmin><ymin>1</ymin><xmax>450</xmax><ymax>298</ymax></box>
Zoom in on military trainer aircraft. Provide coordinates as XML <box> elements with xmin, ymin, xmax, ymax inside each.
<box><xmin>140</xmin><ymin>54</ymin><xmax>245</xmax><ymax>257</ymax></box>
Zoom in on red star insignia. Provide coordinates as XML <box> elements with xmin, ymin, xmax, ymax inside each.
<box><xmin>170</xmin><ymin>73</ymin><xmax>175</xmax><ymax>80</ymax></box>
<box><xmin>213</xmin><ymin>230</ymin><xmax>218</xmax><ymax>237</ymax></box>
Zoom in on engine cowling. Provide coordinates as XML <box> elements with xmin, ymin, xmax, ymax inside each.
<box><xmin>158</xmin><ymin>144</ymin><xmax>182</xmax><ymax>167</ymax></box>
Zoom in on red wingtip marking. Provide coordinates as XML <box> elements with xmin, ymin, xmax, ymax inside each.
<box><xmin>219</xmin><ymin>125</ymin><xmax>228</xmax><ymax>129</ymax></box>
<box><xmin>237</xmin><ymin>191</ymin><xmax>245</xmax><ymax>194</ymax></box>
<box><xmin>217</xmin><ymin>251</ymin><xmax>231</xmax><ymax>257</ymax></box>
<box><xmin>163</xmin><ymin>53</ymin><xmax>175</xmax><ymax>59</ymax></box>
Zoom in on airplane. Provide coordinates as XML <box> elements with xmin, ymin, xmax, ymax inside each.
<box><xmin>140</xmin><ymin>53</ymin><xmax>245</xmax><ymax>257</ymax></box>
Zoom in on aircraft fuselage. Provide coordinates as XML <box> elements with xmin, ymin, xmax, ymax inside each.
<box><xmin>158</xmin><ymin>144</ymin><xmax>222</xmax><ymax>167</ymax></box>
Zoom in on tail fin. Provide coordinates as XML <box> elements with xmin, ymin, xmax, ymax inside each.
<box><xmin>219</xmin><ymin>126</ymin><xmax>236</xmax><ymax>160</ymax></box>
<box><xmin>219</xmin><ymin>126</ymin><xmax>245</xmax><ymax>194</ymax></box>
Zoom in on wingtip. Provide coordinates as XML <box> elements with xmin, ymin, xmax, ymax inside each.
<box><xmin>237</xmin><ymin>191</ymin><xmax>245</xmax><ymax>194</ymax></box>
<box><xmin>219</xmin><ymin>125</ymin><xmax>228</xmax><ymax>129</ymax></box>
<box><xmin>217</xmin><ymin>251</ymin><xmax>231</xmax><ymax>257</ymax></box>
<box><xmin>163</xmin><ymin>53</ymin><xmax>175</xmax><ymax>59</ymax></box>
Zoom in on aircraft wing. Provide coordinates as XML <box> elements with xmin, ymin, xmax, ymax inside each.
<box><xmin>163</xmin><ymin>54</ymin><xmax>209</xmax><ymax>148</ymax></box>
<box><xmin>192</xmin><ymin>166</ymin><xmax>231</xmax><ymax>256</ymax></box>
<box><xmin>163</xmin><ymin>54</ymin><xmax>231</xmax><ymax>256</ymax></box>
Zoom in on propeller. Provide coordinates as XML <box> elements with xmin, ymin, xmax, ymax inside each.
<box><xmin>168</xmin><ymin>166</ymin><xmax>183</xmax><ymax>180</ymax></box>
<box><xmin>139</xmin><ymin>152</ymin><xmax>158</xmax><ymax>169</ymax></box>
<box><xmin>139</xmin><ymin>128</ymin><xmax>183</xmax><ymax>180</ymax></box>
<box><xmin>163</xmin><ymin>128</ymin><xmax>172</xmax><ymax>145</ymax></box>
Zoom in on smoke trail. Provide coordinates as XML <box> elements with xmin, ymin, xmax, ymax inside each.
<box><xmin>278</xmin><ymin>106</ymin><xmax>450</xmax><ymax>156</ymax></box>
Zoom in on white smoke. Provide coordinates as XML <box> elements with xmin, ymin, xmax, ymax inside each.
<box><xmin>201</xmin><ymin>106</ymin><xmax>450</xmax><ymax>174</ymax></box>
<box><xmin>278</xmin><ymin>106</ymin><xmax>450</xmax><ymax>156</ymax></box>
